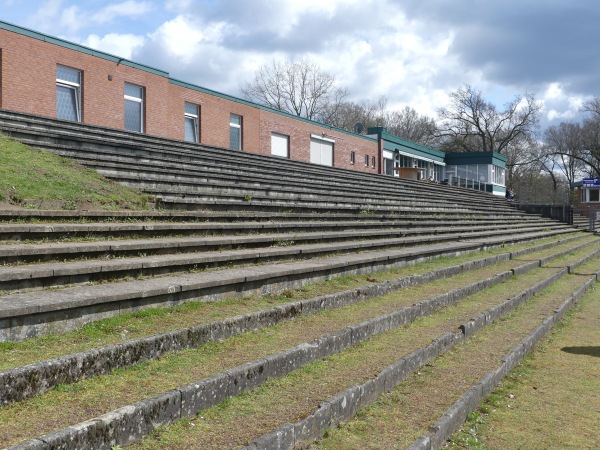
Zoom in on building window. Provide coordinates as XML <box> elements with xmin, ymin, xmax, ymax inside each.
<box><xmin>56</xmin><ymin>65</ymin><xmax>81</xmax><ymax>122</ymax></box>
<box><xmin>493</xmin><ymin>165</ymin><xmax>505</xmax><ymax>185</ymax></box>
<box><xmin>124</xmin><ymin>83</ymin><xmax>144</xmax><ymax>132</ymax></box>
<box><xmin>271</xmin><ymin>132</ymin><xmax>289</xmax><ymax>157</ymax></box>
<box><xmin>364</xmin><ymin>154</ymin><xmax>369</xmax><ymax>166</ymax></box>
<box><xmin>184</xmin><ymin>102</ymin><xmax>200</xmax><ymax>143</ymax></box>
<box><xmin>590</xmin><ymin>189</ymin><xmax>600</xmax><ymax>202</ymax></box>
<box><xmin>309</xmin><ymin>136</ymin><xmax>334</xmax><ymax>166</ymax></box>
<box><xmin>350</xmin><ymin>151</ymin><xmax>355</xmax><ymax>164</ymax></box>
<box><xmin>371</xmin><ymin>156</ymin><xmax>376</xmax><ymax>168</ymax></box>
<box><xmin>384</xmin><ymin>157</ymin><xmax>394</xmax><ymax>175</ymax></box>
<box><xmin>230</xmin><ymin>114</ymin><xmax>242</xmax><ymax>150</ymax></box>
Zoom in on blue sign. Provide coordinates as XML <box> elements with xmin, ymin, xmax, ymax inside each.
<box><xmin>582</xmin><ymin>178</ymin><xmax>600</xmax><ymax>187</ymax></box>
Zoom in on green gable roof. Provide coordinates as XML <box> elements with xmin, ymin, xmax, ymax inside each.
<box><xmin>444</xmin><ymin>152</ymin><xmax>507</xmax><ymax>168</ymax></box>
<box><xmin>368</xmin><ymin>127</ymin><xmax>446</xmax><ymax>163</ymax></box>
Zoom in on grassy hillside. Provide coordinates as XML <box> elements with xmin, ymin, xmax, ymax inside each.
<box><xmin>0</xmin><ymin>133</ymin><xmax>153</xmax><ymax>210</ymax></box>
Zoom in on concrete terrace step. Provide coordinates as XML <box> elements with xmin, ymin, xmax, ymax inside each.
<box><xmin>2</xmin><ymin>237</ymin><xmax>598</xmax><ymax>449</ymax></box>
<box><xmin>0</xmin><ymin>113</ymin><xmax>510</xmax><ymax>208</ymax></box>
<box><xmin>104</xmin><ymin>169</ymin><xmax>510</xmax><ymax>211</ymax></box>
<box><xmin>152</xmin><ymin>193</ymin><xmax>532</xmax><ymax>214</ymax></box>
<box><xmin>0</xmin><ymin>227</ymin><xmax>580</xmax><ymax>342</ymax></box>
<box><xmin>0</xmin><ymin>110</ymin><xmax>592</xmax><ymax>449</ymax></box>
<box><xmin>0</xmin><ymin>216</ymin><xmax>553</xmax><ymax>241</ymax></box>
<box><xmin>112</xmin><ymin>174</ymin><xmax>515</xmax><ymax>212</ymax></box>
<box><xmin>0</xmin><ymin>208</ymin><xmax>542</xmax><ymax>225</ymax></box>
<box><xmin>252</xmin><ymin>257</ymin><xmax>600</xmax><ymax>449</ymax></box>
<box><xmin>0</xmin><ymin>221</ymin><xmax>572</xmax><ymax>265</ymax></box>
<box><xmin>0</xmin><ymin>113</ymin><xmax>499</xmax><ymax>199</ymax></box>
<box><xmin>61</xmin><ymin>146</ymin><xmax>511</xmax><ymax>210</ymax></box>
<box><xmin>0</xmin><ymin>226</ymin><xmax>576</xmax><ymax>293</ymax></box>
<box><xmin>5</xmin><ymin>235</ymin><xmax>592</xmax><ymax>405</ymax></box>
<box><xmin>60</xmin><ymin>148</ymin><xmax>508</xmax><ymax>209</ymax></box>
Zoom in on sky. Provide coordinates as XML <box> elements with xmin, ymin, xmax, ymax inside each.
<box><xmin>1</xmin><ymin>0</ymin><xmax>599</xmax><ymax>131</ymax></box>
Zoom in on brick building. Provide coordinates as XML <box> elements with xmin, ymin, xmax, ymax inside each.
<box><xmin>0</xmin><ymin>20</ymin><xmax>379</xmax><ymax>174</ymax></box>
<box><xmin>0</xmin><ymin>19</ymin><xmax>507</xmax><ymax>194</ymax></box>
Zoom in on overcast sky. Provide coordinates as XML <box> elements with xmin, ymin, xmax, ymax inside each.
<box><xmin>2</xmin><ymin>0</ymin><xmax>599</xmax><ymax>131</ymax></box>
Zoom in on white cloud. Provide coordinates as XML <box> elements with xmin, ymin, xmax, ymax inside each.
<box><xmin>147</xmin><ymin>15</ymin><xmax>217</xmax><ymax>63</ymax></box>
<box><xmin>18</xmin><ymin>0</ymin><xmax>597</xmax><ymax>128</ymax></box>
<box><xmin>28</xmin><ymin>0</ymin><xmax>64</xmax><ymax>32</ymax></box>
<box><xmin>91</xmin><ymin>1</ymin><xmax>155</xmax><ymax>24</ymax></box>
<box><xmin>539</xmin><ymin>82</ymin><xmax>588</xmax><ymax>125</ymax></box>
<box><xmin>26</xmin><ymin>0</ymin><xmax>154</xmax><ymax>35</ymax></box>
<box><xmin>83</xmin><ymin>33</ymin><xmax>145</xmax><ymax>59</ymax></box>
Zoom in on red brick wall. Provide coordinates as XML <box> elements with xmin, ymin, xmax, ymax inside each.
<box><xmin>258</xmin><ymin>110</ymin><xmax>379</xmax><ymax>173</ymax></box>
<box><xmin>0</xmin><ymin>27</ymin><xmax>380</xmax><ymax>172</ymax></box>
<box><xmin>166</xmin><ymin>84</ymin><xmax>261</xmax><ymax>151</ymax></box>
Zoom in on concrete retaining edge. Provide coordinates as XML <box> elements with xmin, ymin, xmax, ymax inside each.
<box><xmin>407</xmin><ymin>268</ymin><xmax>600</xmax><ymax>450</ymax></box>
<box><xmin>2</xmin><ymin>231</ymin><xmax>588</xmax><ymax>342</ymax></box>
<box><xmin>3</xmin><ymin>237</ymin><xmax>592</xmax><ymax>406</ymax></box>
<box><xmin>6</xmin><ymin>252</ymin><xmax>538</xmax><ymax>449</ymax></box>
<box><xmin>0</xmin><ymin>250</ymin><xmax>516</xmax><ymax>405</ymax></box>
<box><xmin>0</xmin><ymin>240</ymin><xmax>485</xmax><ymax>341</ymax></box>
<box><xmin>244</xmin><ymin>257</ymin><xmax>600</xmax><ymax>450</ymax></box>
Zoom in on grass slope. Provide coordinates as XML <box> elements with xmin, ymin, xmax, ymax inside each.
<box><xmin>0</xmin><ymin>132</ymin><xmax>152</xmax><ymax>210</ymax></box>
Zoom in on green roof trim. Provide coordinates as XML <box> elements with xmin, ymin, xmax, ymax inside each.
<box><xmin>0</xmin><ymin>20</ymin><xmax>169</xmax><ymax>77</ymax></box>
<box><xmin>0</xmin><ymin>19</ymin><xmax>377</xmax><ymax>142</ymax></box>
<box><xmin>169</xmin><ymin>78</ymin><xmax>377</xmax><ymax>142</ymax></box>
<box><xmin>368</xmin><ymin>127</ymin><xmax>445</xmax><ymax>163</ymax></box>
<box><xmin>444</xmin><ymin>152</ymin><xmax>507</xmax><ymax>168</ymax></box>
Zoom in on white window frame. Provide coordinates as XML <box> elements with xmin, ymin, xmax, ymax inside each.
<box><xmin>184</xmin><ymin>102</ymin><xmax>200</xmax><ymax>143</ymax></box>
<box><xmin>271</xmin><ymin>132</ymin><xmax>290</xmax><ymax>158</ymax></box>
<box><xmin>230</xmin><ymin>114</ymin><xmax>242</xmax><ymax>150</ymax></box>
<box><xmin>124</xmin><ymin>83</ymin><xmax>144</xmax><ymax>133</ymax></box>
<box><xmin>56</xmin><ymin>65</ymin><xmax>81</xmax><ymax>122</ymax></box>
<box><xmin>309</xmin><ymin>135</ymin><xmax>334</xmax><ymax>166</ymax></box>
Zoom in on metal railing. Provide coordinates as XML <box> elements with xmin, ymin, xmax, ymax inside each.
<box><xmin>518</xmin><ymin>204</ymin><xmax>573</xmax><ymax>224</ymax></box>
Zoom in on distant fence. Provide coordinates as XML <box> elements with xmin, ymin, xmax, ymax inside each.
<box><xmin>517</xmin><ymin>204</ymin><xmax>573</xmax><ymax>224</ymax></box>
<box><xmin>577</xmin><ymin>205</ymin><xmax>600</xmax><ymax>231</ymax></box>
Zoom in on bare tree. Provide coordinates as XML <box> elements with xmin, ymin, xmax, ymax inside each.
<box><xmin>538</xmin><ymin>99</ymin><xmax>600</xmax><ymax>178</ymax></box>
<box><xmin>582</xmin><ymin>97</ymin><xmax>600</xmax><ymax>118</ymax></box>
<box><xmin>436</xmin><ymin>85</ymin><xmax>541</xmax><ymax>154</ymax></box>
<box><xmin>578</xmin><ymin>98</ymin><xmax>600</xmax><ymax>176</ymax></box>
<box><xmin>241</xmin><ymin>58</ymin><xmax>348</xmax><ymax>121</ymax></box>
<box><xmin>322</xmin><ymin>95</ymin><xmax>388</xmax><ymax>131</ymax></box>
<box><xmin>322</xmin><ymin>97</ymin><xmax>438</xmax><ymax>146</ymax></box>
<box><xmin>385</xmin><ymin>106</ymin><xmax>439</xmax><ymax>146</ymax></box>
<box><xmin>543</xmin><ymin>122</ymin><xmax>584</xmax><ymax>185</ymax></box>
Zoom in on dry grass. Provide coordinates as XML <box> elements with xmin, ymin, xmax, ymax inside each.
<box><xmin>448</xmin><ymin>278</ymin><xmax>600</xmax><ymax>450</ymax></box>
<box><xmin>129</xmin><ymin>260</ymin><xmax>600</xmax><ymax>448</ymax></box>
<box><xmin>2</xmin><ymin>235</ymin><xmax>593</xmax><ymax>371</ymax></box>
<box><xmin>313</xmin><ymin>266</ymin><xmax>600</xmax><ymax>449</ymax></box>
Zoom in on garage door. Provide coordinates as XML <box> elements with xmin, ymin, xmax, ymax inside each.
<box><xmin>310</xmin><ymin>137</ymin><xmax>333</xmax><ymax>166</ymax></box>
